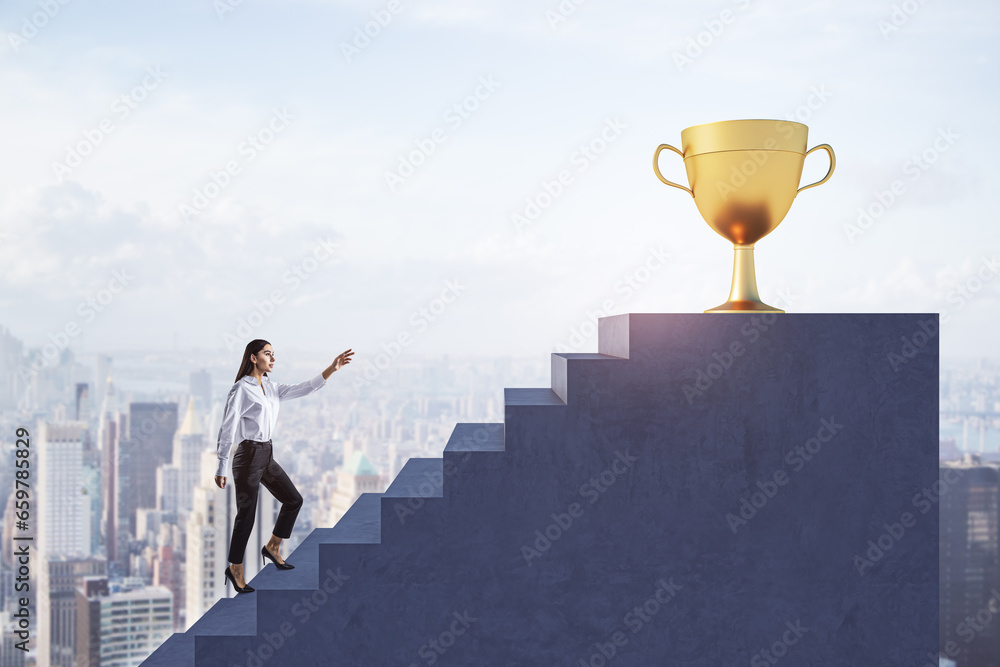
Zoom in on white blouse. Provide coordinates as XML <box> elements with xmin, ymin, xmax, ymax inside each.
<box><xmin>215</xmin><ymin>372</ymin><xmax>327</xmax><ymax>476</ymax></box>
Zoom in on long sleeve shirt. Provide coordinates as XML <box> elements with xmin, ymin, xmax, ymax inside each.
<box><xmin>215</xmin><ymin>372</ymin><xmax>327</xmax><ymax>476</ymax></box>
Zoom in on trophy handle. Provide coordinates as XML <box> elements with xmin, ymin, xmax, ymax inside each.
<box><xmin>653</xmin><ymin>144</ymin><xmax>694</xmax><ymax>196</ymax></box>
<box><xmin>796</xmin><ymin>144</ymin><xmax>836</xmax><ymax>194</ymax></box>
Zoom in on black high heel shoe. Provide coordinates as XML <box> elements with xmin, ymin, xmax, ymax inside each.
<box><xmin>262</xmin><ymin>545</ymin><xmax>294</xmax><ymax>570</ymax></box>
<box><xmin>223</xmin><ymin>565</ymin><xmax>255</xmax><ymax>593</ymax></box>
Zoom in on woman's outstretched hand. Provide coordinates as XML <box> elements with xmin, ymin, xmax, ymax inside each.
<box><xmin>332</xmin><ymin>349</ymin><xmax>354</xmax><ymax>372</ymax></box>
<box><xmin>215</xmin><ymin>475</ymin><xmax>227</xmax><ymax>489</ymax></box>
<box><xmin>323</xmin><ymin>349</ymin><xmax>354</xmax><ymax>380</ymax></box>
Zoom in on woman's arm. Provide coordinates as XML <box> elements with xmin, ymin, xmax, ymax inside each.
<box><xmin>214</xmin><ymin>384</ymin><xmax>242</xmax><ymax>486</ymax></box>
<box><xmin>274</xmin><ymin>349</ymin><xmax>354</xmax><ymax>401</ymax></box>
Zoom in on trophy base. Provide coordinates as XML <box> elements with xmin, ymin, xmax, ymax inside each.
<box><xmin>704</xmin><ymin>300</ymin><xmax>785</xmax><ymax>313</ymax></box>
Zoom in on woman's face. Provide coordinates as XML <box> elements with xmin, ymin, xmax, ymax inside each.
<box><xmin>252</xmin><ymin>344</ymin><xmax>275</xmax><ymax>373</ymax></box>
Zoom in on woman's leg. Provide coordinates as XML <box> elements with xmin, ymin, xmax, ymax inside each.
<box><xmin>228</xmin><ymin>443</ymin><xmax>264</xmax><ymax>580</ymax></box>
<box><xmin>259</xmin><ymin>457</ymin><xmax>303</xmax><ymax>563</ymax></box>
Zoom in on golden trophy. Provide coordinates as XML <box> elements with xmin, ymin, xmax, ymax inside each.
<box><xmin>653</xmin><ymin>119</ymin><xmax>835</xmax><ymax>312</ymax></box>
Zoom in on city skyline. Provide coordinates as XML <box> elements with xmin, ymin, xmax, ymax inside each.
<box><xmin>0</xmin><ymin>330</ymin><xmax>532</xmax><ymax>665</ymax></box>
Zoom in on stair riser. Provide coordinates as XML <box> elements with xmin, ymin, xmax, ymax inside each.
<box><xmin>551</xmin><ymin>353</ymin><xmax>628</xmax><ymax>404</ymax></box>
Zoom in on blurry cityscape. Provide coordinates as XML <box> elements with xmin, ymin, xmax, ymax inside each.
<box><xmin>0</xmin><ymin>322</ymin><xmax>996</xmax><ymax>665</ymax></box>
<box><xmin>0</xmin><ymin>324</ymin><xmax>544</xmax><ymax>666</ymax></box>
<box><xmin>939</xmin><ymin>360</ymin><xmax>1000</xmax><ymax>667</ymax></box>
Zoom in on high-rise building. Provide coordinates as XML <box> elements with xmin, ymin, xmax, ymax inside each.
<box><xmin>95</xmin><ymin>368</ymin><xmax>120</xmax><ymax>562</ymax></box>
<box><xmin>95</xmin><ymin>368</ymin><xmax>116</xmax><ymax>454</ymax></box>
<box><xmin>93</xmin><ymin>355</ymin><xmax>112</xmax><ymax>422</ymax></box>
<box><xmin>134</xmin><ymin>509</ymin><xmax>166</xmax><ymax>546</ymax></box>
<box><xmin>152</xmin><ymin>546</ymin><xmax>184</xmax><ymax>630</ymax></box>
<box><xmin>74</xmin><ymin>383</ymin><xmax>92</xmax><ymax>423</ymax></box>
<box><xmin>36</xmin><ymin>557</ymin><xmax>106</xmax><ymax>667</ymax></box>
<box><xmin>155</xmin><ymin>466</ymin><xmax>180</xmax><ymax>515</ymax></box>
<box><xmin>0</xmin><ymin>326</ymin><xmax>25</xmax><ymax>411</ymax></box>
<box><xmin>37</xmin><ymin>422</ymin><xmax>87</xmax><ymax>558</ymax></box>
<box><xmin>189</xmin><ymin>369</ymin><xmax>212</xmax><ymax>414</ymax></box>
<box><xmin>75</xmin><ymin>577</ymin><xmax>106</xmax><ymax>667</ymax></box>
<box><xmin>119</xmin><ymin>402</ymin><xmax>178</xmax><ymax>538</ymax></box>
<box><xmin>414</xmin><ymin>420</ymin><xmax>429</xmax><ymax>447</ymax></box>
<box><xmin>1</xmin><ymin>495</ymin><xmax>17</xmax><ymax>574</ymax></box>
<box><xmin>107</xmin><ymin>414</ymin><xmax>128</xmax><ymax>565</ymax></box>
<box><xmin>81</xmin><ymin>463</ymin><xmax>102</xmax><ymax>557</ymax></box>
<box><xmin>1</xmin><ymin>618</ymin><xmax>27</xmax><ymax>667</ymax></box>
<box><xmin>940</xmin><ymin>456</ymin><xmax>1000</xmax><ymax>666</ymax></box>
<box><xmin>172</xmin><ymin>397</ymin><xmax>206</xmax><ymax>514</ymax></box>
<box><xmin>1</xmin><ymin>466</ymin><xmax>33</xmax><ymax>667</ymax></box>
<box><xmin>75</xmin><ymin>578</ymin><xmax>172</xmax><ymax>667</ymax></box>
<box><xmin>185</xmin><ymin>481</ymin><xmax>227</xmax><ymax>629</ymax></box>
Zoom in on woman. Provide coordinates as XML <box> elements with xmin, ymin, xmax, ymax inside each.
<box><xmin>214</xmin><ymin>339</ymin><xmax>354</xmax><ymax>593</ymax></box>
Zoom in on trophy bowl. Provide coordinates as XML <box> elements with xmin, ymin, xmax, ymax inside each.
<box><xmin>654</xmin><ymin>119</ymin><xmax>835</xmax><ymax>312</ymax></box>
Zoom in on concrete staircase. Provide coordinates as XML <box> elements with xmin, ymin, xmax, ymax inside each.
<box><xmin>143</xmin><ymin>313</ymin><xmax>939</xmax><ymax>665</ymax></box>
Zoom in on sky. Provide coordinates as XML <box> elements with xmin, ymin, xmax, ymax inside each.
<box><xmin>1</xmin><ymin>0</ymin><xmax>998</xmax><ymax>366</ymax></box>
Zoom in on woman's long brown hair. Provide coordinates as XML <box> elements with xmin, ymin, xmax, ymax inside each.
<box><xmin>234</xmin><ymin>339</ymin><xmax>271</xmax><ymax>383</ymax></box>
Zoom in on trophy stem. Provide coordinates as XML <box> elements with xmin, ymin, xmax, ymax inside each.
<box><xmin>705</xmin><ymin>245</ymin><xmax>785</xmax><ymax>313</ymax></box>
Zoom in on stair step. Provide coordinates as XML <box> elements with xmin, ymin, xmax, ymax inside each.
<box><xmin>443</xmin><ymin>422</ymin><xmax>504</xmax><ymax>452</ymax></box>
<box><xmin>437</xmin><ymin>422</ymin><xmax>506</xmax><ymax>502</ymax></box>
<box><xmin>550</xmin><ymin>352</ymin><xmax>626</xmax><ymax>403</ymax></box>
<box><xmin>383</xmin><ymin>457</ymin><xmax>444</xmax><ymax>498</ymax></box>
<box><xmin>327</xmin><ymin>491</ymin><xmax>383</xmax><ymax>543</ymax></box>
<box><xmin>252</xmin><ymin>531</ymin><xmax>330</xmax><ymax>591</ymax></box>
<box><xmin>504</xmin><ymin>387</ymin><xmax>565</xmax><ymax>406</ymax></box>
<box><xmin>190</xmin><ymin>595</ymin><xmax>258</xmax><ymax>635</ymax></box>
<box><xmin>244</xmin><ymin>492</ymin><xmax>385</xmax><ymax>598</ymax></box>
<box><xmin>142</xmin><ymin>595</ymin><xmax>257</xmax><ymax>666</ymax></box>
<box><xmin>142</xmin><ymin>633</ymin><xmax>190</xmax><ymax>666</ymax></box>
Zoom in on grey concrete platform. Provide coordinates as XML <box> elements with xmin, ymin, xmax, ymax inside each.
<box><xmin>145</xmin><ymin>313</ymin><xmax>939</xmax><ymax>666</ymax></box>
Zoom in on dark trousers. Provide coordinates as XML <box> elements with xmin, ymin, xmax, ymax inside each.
<box><xmin>227</xmin><ymin>439</ymin><xmax>303</xmax><ymax>564</ymax></box>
